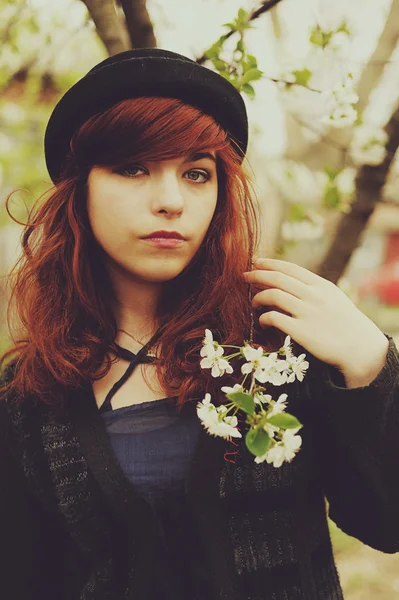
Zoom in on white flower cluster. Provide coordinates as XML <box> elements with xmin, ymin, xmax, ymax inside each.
<box><xmin>309</xmin><ymin>22</ymin><xmax>352</xmax><ymax>55</ymax></box>
<box><xmin>277</xmin><ymin>60</ymin><xmax>359</xmax><ymax>130</ymax></box>
<box><xmin>350</xmin><ymin>124</ymin><xmax>388</xmax><ymax>166</ymax></box>
<box><xmin>320</xmin><ymin>74</ymin><xmax>359</xmax><ymax>128</ymax></box>
<box><xmin>197</xmin><ymin>329</ymin><xmax>309</xmax><ymax>468</ymax></box>
<box><xmin>281</xmin><ymin>211</ymin><xmax>325</xmax><ymax>242</ymax></box>
<box><xmin>266</xmin><ymin>160</ymin><xmax>328</xmax><ymax>206</ymax></box>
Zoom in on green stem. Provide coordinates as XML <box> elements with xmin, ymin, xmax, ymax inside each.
<box><xmin>248</xmin><ymin>373</ymin><xmax>256</xmax><ymax>395</ymax></box>
<box><xmin>241</xmin><ymin>372</ymin><xmax>250</xmax><ymax>388</ymax></box>
<box><xmin>223</xmin><ymin>351</ymin><xmax>242</xmax><ymax>360</ymax></box>
<box><xmin>221</xmin><ymin>345</ymin><xmax>244</xmax><ymax>349</ymax></box>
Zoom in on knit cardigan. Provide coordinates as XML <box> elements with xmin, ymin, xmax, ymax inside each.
<box><xmin>1</xmin><ymin>334</ymin><xmax>399</xmax><ymax>600</ymax></box>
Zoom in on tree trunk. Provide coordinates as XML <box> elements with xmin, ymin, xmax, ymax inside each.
<box><xmin>119</xmin><ymin>0</ymin><xmax>157</xmax><ymax>49</ymax></box>
<box><xmin>81</xmin><ymin>0</ymin><xmax>131</xmax><ymax>55</ymax></box>
<box><xmin>316</xmin><ymin>101</ymin><xmax>399</xmax><ymax>284</ymax></box>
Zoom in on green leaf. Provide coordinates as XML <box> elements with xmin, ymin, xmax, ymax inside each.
<box><xmin>245</xmin><ymin>427</ymin><xmax>271</xmax><ymax>457</ymax></box>
<box><xmin>323</xmin><ymin>185</ymin><xmax>341</xmax><ymax>209</ymax></box>
<box><xmin>236</xmin><ymin>38</ymin><xmax>245</xmax><ymax>54</ymax></box>
<box><xmin>204</xmin><ymin>35</ymin><xmax>226</xmax><ymax>59</ymax></box>
<box><xmin>324</xmin><ymin>165</ymin><xmax>339</xmax><ymax>181</ymax></box>
<box><xmin>222</xmin><ymin>22</ymin><xmax>235</xmax><ymax>29</ymax></box>
<box><xmin>226</xmin><ymin>391</ymin><xmax>255</xmax><ymax>416</ymax></box>
<box><xmin>268</xmin><ymin>412</ymin><xmax>302</xmax><ymax>429</ymax></box>
<box><xmin>204</xmin><ymin>47</ymin><xmax>219</xmax><ymax>59</ymax></box>
<box><xmin>242</xmin><ymin>83</ymin><xmax>255</xmax><ymax>100</ymax></box>
<box><xmin>238</xmin><ymin>8</ymin><xmax>248</xmax><ymax>21</ymax></box>
<box><xmin>292</xmin><ymin>68</ymin><xmax>312</xmax><ymax>87</ymax></box>
<box><xmin>246</xmin><ymin>54</ymin><xmax>258</xmax><ymax>69</ymax></box>
<box><xmin>337</xmin><ymin>22</ymin><xmax>351</xmax><ymax>36</ymax></box>
<box><xmin>241</xmin><ymin>68</ymin><xmax>263</xmax><ymax>85</ymax></box>
<box><xmin>230</xmin><ymin>78</ymin><xmax>241</xmax><ymax>89</ymax></box>
<box><xmin>212</xmin><ymin>58</ymin><xmax>227</xmax><ymax>71</ymax></box>
<box><xmin>288</xmin><ymin>203</ymin><xmax>308</xmax><ymax>221</ymax></box>
<box><xmin>26</xmin><ymin>15</ymin><xmax>40</xmax><ymax>34</ymax></box>
<box><xmin>309</xmin><ymin>27</ymin><xmax>325</xmax><ymax>47</ymax></box>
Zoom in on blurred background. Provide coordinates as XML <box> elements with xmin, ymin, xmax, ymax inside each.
<box><xmin>1</xmin><ymin>0</ymin><xmax>399</xmax><ymax>596</ymax></box>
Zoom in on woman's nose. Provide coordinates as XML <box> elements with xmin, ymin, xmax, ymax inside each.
<box><xmin>155</xmin><ymin>173</ymin><xmax>185</xmax><ymax>209</ymax></box>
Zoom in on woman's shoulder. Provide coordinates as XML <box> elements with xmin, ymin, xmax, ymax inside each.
<box><xmin>0</xmin><ymin>360</ymin><xmax>45</xmax><ymax>448</ymax></box>
<box><xmin>0</xmin><ymin>360</ymin><xmax>19</xmax><ymax>420</ymax></box>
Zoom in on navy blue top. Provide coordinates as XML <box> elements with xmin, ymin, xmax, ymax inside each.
<box><xmin>98</xmin><ymin>342</ymin><xmax>213</xmax><ymax>599</ymax></box>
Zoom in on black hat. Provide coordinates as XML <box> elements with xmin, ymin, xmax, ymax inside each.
<box><xmin>44</xmin><ymin>48</ymin><xmax>249</xmax><ymax>184</ymax></box>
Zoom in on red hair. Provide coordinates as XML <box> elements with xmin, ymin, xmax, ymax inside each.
<box><xmin>0</xmin><ymin>96</ymin><xmax>286</xmax><ymax>411</ymax></box>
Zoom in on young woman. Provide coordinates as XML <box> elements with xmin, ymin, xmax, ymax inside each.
<box><xmin>1</xmin><ymin>48</ymin><xmax>399</xmax><ymax>600</ymax></box>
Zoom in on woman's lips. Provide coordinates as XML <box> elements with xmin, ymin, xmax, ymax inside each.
<box><xmin>141</xmin><ymin>238</ymin><xmax>186</xmax><ymax>248</ymax></box>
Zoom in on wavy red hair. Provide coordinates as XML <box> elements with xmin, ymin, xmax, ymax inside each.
<box><xmin>0</xmin><ymin>96</ymin><xmax>286</xmax><ymax>411</ymax></box>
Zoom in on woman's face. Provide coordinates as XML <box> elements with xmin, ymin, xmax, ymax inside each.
<box><xmin>86</xmin><ymin>151</ymin><xmax>218</xmax><ymax>283</ymax></box>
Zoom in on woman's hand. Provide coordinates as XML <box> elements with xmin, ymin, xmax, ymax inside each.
<box><xmin>243</xmin><ymin>257</ymin><xmax>389</xmax><ymax>377</ymax></box>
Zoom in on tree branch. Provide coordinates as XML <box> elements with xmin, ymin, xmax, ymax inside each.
<box><xmin>196</xmin><ymin>0</ymin><xmax>284</xmax><ymax>64</ymax></box>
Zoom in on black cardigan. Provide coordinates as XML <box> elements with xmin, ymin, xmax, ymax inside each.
<box><xmin>1</xmin><ymin>334</ymin><xmax>399</xmax><ymax>600</ymax></box>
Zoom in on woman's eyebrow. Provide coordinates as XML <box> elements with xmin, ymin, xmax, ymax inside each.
<box><xmin>184</xmin><ymin>152</ymin><xmax>216</xmax><ymax>164</ymax></box>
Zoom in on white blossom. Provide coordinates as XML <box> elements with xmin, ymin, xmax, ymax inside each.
<box><xmin>0</xmin><ymin>103</ymin><xmax>25</xmax><ymax>124</ymax></box>
<box><xmin>350</xmin><ymin>124</ymin><xmax>388</xmax><ymax>166</ymax></box>
<box><xmin>283</xmin><ymin>336</ymin><xmax>294</xmax><ymax>360</ymax></box>
<box><xmin>330</xmin><ymin>79</ymin><xmax>359</xmax><ymax>105</ymax></box>
<box><xmin>267</xmin><ymin>393</ymin><xmax>289</xmax><ymax>417</ymax></box>
<box><xmin>335</xmin><ymin>167</ymin><xmax>356</xmax><ymax>198</ymax></box>
<box><xmin>200</xmin><ymin>329</ymin><xmax>234</xmax><ymax>377</ymax></box>
<box><xmin>266</xmin><ymin>160</ymin><xmax>328</xmax><ymax>205</ymax></box>
<box><xmin>318</xmin><ymin>74</ymin><xmax>359</xmax><ymax>128</ymax></box>
<box><xmin>320</xmin><ymin>104</ymin><xmax>358</xmax><ymax>128</ymax></box>
<box><xmin>220</xmin><ymin>383</ymin><xmax>244</xmax><ymax>396</ymax></box>
<box><xmin>328</xmin><ymin>31</ymin><xmax>351</xmax><ymax>53</ymax></box>
<box><xmin>253</xmin><ymin>391</ymin><xmax>272</xmax><ymax>407</ymax></box>
<box><xmin>255</xmin><ymin>442</ymin><xmax>285</xmax><ymax>467</ymax></box>
<box><xmin>196</xmin><ymin>393</ymin><xmax>242</xmax><ymax>440</ymax></box>
<box><xmin>255</xmin><ymin>428</ymin><xmax>303</xmax><ymax>467</ymax></box>
<box><xmin>352</xmin><ymin>144</ymin><xmax>387</xmax><ymax>166</ymax></box>
<box><xmin>281</xmin><ymin>216</ymin><xmax>324</xmax><ymax>241</ymax></box>
<box><xmin>263</xmin><ymin>421</ymin><xmax>280</xmax><ymax>439</ymax></box>
<box><xmin>285</xmin><ymin>353</ymin><xmax>309</xmax><ymax>383</ymax></box>
<box><xmin>277</xmin><ymin>70</ymin><xmax>297</xmax><ymax>90</ymax></box>
<box><xmin>241</xmin><ymin>346</ymin><xmax>290</xmax><ymax>385</ymax></box>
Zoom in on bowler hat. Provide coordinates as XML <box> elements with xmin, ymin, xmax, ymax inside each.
<box><xmin>44</xmin><ymin>48</ymin><xmax>249</xmax><ymax>184</ymax></box>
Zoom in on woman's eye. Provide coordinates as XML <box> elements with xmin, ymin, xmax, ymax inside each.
<box><xmin>118</xmin><ymin>165</ymin><xmax>146</xmax><ymax>178</ymax></box>
<box><xmin>185</xmin><ymin>170</ymin><xmax>210</xmax><ymax>184</ymax></box>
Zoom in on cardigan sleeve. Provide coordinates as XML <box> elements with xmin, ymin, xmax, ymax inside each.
<box><xmin>0</xmin><ymin>417</ymin><xmax>66</xmax><ymax>598</ymax></box>
<box><xmin>0</xmin><ymin>369</ymin><xmax>81</xmax><ymax>599</ymax></box>
<box><xmin>303</xmin><ymin>333</ymin><xmax>399</xmax><ymax>554</ymax></box>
